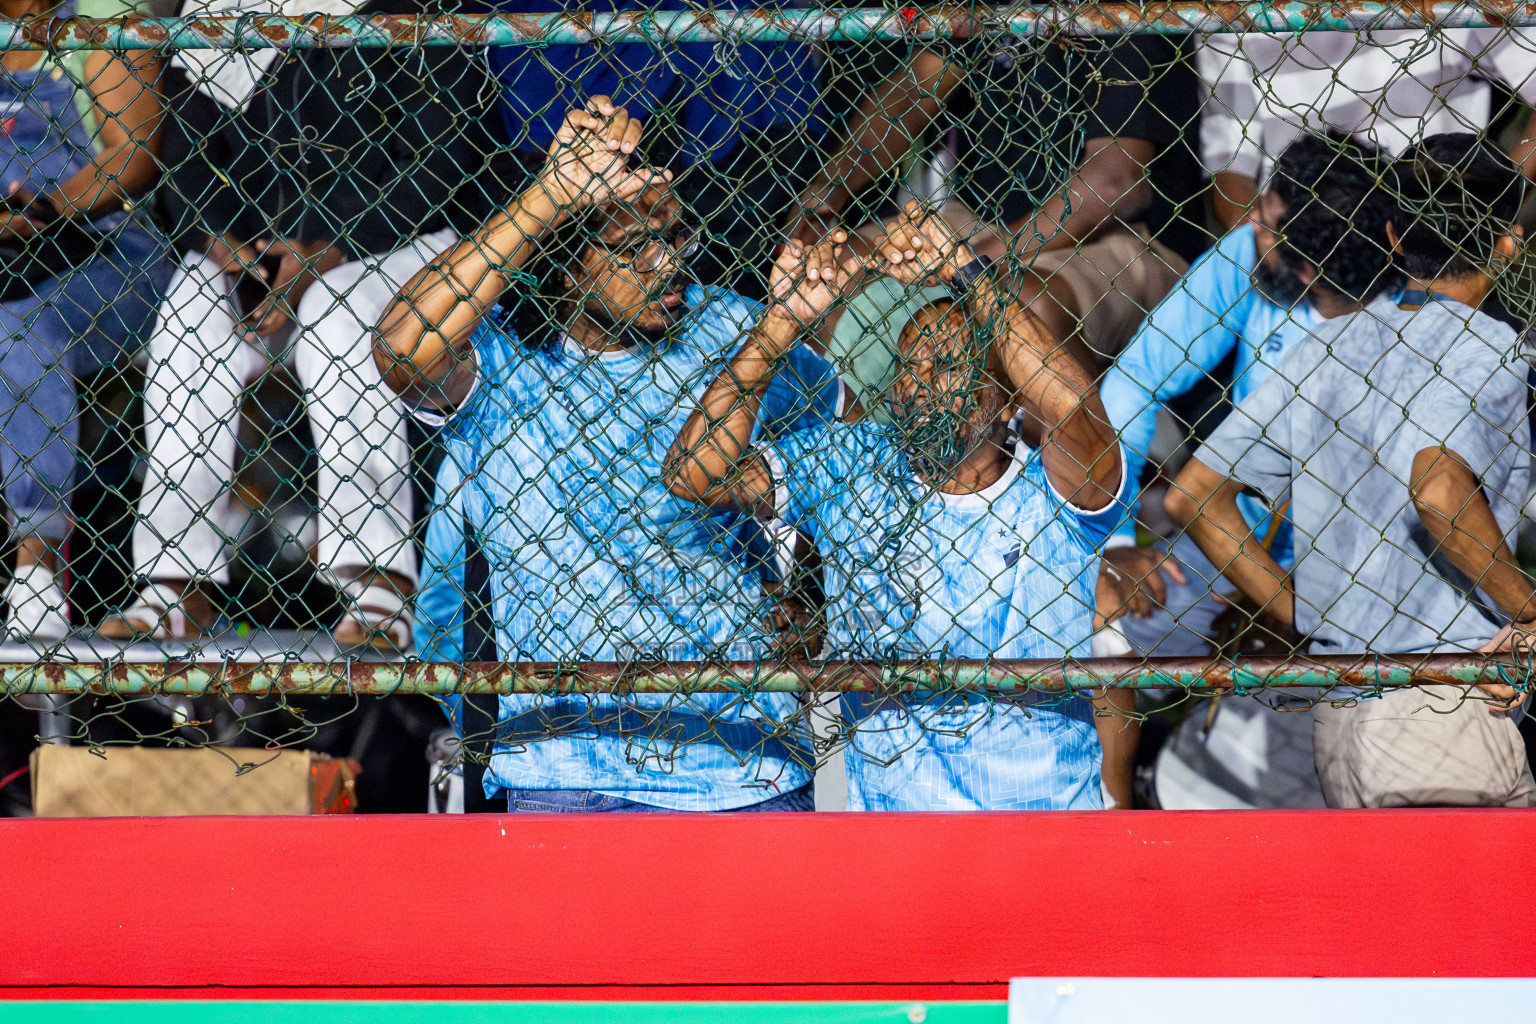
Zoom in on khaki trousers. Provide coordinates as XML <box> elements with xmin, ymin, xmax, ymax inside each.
<box><xmin>1312</xmin><ymin>685</ymin><xmax>1536</xmax><ymax>808</ymax></box>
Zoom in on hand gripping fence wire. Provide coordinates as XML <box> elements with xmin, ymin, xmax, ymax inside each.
<box><xmin>1</xmin><ymin>4</ymin><xmax>1536</xmax><ymax>811</ymax></box>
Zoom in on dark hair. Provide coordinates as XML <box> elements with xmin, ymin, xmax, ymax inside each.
<box><xmin>1393</xmin><ymin>133</ymin><xmax>1525</xmax><ymax>280</ymax></box>
<box><xmin>509</xmin><ymin>207</ymin><xmax>597</xmax><ymax>347</ymax></box>
<box><xmin>1269</xmin><ymin>132</ymin><xmax>1398</xmax><ymax>301</ymax></box>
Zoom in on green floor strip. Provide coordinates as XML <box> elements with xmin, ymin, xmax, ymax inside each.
<box><xmin>1</xmin><ymin>1000</ymin><xmax>1008</xmax><ymax>1024</ymax></box>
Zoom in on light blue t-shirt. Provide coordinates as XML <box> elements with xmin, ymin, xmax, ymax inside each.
<box><xmin>1197</xmin><ymin>296</ymin><xmax>1530</xmax><ymax>658</ymax></box>
<box><xmin>767</xmin><ymin>422</ymin><xmax>1121</xmax><ymax>810</ymax></box>
<box><xmin>438</xmin><ymin>285</ymin><xmax>841</xmax><ymax>809</ymax></box>
<box><xmin>1099</xmin><ymin>223</ymin><xmax>1322</xmax><ymax>556</ymax></box>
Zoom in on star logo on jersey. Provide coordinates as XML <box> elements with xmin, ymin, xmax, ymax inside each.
<box><xmin>997</xmin><ymin>528</ymin><xmax>1022</xmax><ymax>570</ymax></box>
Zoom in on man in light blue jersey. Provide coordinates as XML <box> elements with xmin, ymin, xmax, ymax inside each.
<box><xmin>1098</xmin><ymin>133</ymin><xmax>1399</xmax><ymax>657</ymax></box>
<box><xmin>665</xmin><ymin>203</ymin><xmax>1129</xmax><ymax>811</ymax></box>
<box><xmin>376</xmin><ymin>100</ymin><xmax>842</xmax><ymax>812</ymax></box>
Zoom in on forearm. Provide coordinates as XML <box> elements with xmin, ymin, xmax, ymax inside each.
<box><xmin>1413</xmin><ymin>453</ymin><xmax>1536</xmax><ymax>620</ymax></box>
<box><xmin>800</xmin><ymin>50</ymin><xmax>955</xmax><ymax>214</ymax></box>
<box><xmin>1005</xmin><ymin>138</ymin><xmax>1154</xmax><ymax>257</ymax></box>
<box><xmin>972</xmin><ymin>268</ymin><xmax>1120</xmax><ymax>505</ymax></box>
<box><xmin>52</xmin><ymin>138</ymin><xmax>160</xmax><ymax>216</ymax></box>
<box><xmin>666</xmin><ymin>310</ymin><xmax>800</xmax><ymax>507</ymax></box>
<box><xmin>375</xmin><ymin>186</ymin><xmax>566</xmax><ymax>401</ymax></box>
<box><xmin>51</xmin><ymin>51</ymin><xmax>165</xmax><ymax>217</ymax></box>
<box><xmin>1173</xmin><ymin>469</ymin><xmax>1293</xmax><ymax>624</ymax></box>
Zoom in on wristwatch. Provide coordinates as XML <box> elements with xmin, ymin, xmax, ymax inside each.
<box><xmin>948</xmin><ymin>253</ymin><xmax>995</xmax><ymax>298</ymax></box>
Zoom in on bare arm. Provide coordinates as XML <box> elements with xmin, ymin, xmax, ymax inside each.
<box><xmin>791</xmin><ymin>48</ymin><xmax>962</xmax><ymax>238</ymax></box>
<box><xmin>665</xmin><ymin>235</ymin><xmax>859</xmax><ymax>510</ymax></box>
<box><xmin>372</xmin><ymin>99</ymin><xmax>659</xmax><ymax>409</ymax></box>
<box><xmin>1001</xmin><ymin>137</ymin><xmax>1156</xmax><ymax>259</ymax></box>
<box><xmin>1411</xmin><ymin>448</ymin><xmax>1536</xmax><ymax>622</ymax></box>
<box><xmin>374</xmin><ymin>186</ymin><xmax>571</xmax><ymax>408</ymax></box>
<box><xmin>1210</xmin><ymin>170</ymin><xmax>1258</xmax><ymax>234</ymax></box>
<box><xmin>978</xmin><ymin>269</ymin><xmax>1122</xmax><ymax>509</ymax></box>
<box><xmin>45</xmin><ymin>48</ymin><xmax>165</xmax><ymax>218</ymax></box>
<box><xmin>876</xmin><ymin>201</ymin><xmax>1122</xmax><ymax>509</ymax></box>
<box><xmin>664</xmin><ymin>311</ymin><xmax>797</xmax><ymax>512</ymax></box>
<box><xmin>1167</xmin><ymin>457</ymin><xmax>1294</xmax><ymax>626</ymax></box>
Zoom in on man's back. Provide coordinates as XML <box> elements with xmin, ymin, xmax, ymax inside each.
<box><xmin>1200</xmin><ymin>296</ymin><xmax>1529</xmax><ymax>654</ymax></box>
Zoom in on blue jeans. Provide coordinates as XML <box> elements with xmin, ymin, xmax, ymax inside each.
<box><xmin>505</xmin><ymin>783</ymin><xmax>816</xmax><ymax>813</ymax></box>
<box><xmin>0</xmin><ymin>223</ymin><xmax>170</xmax><ymax>540</ymax></box>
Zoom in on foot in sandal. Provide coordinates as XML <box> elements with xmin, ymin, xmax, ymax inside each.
<box><xmin>97</xmin><ymin>581</ymin><xmax>217</xmax><ymax>642</ymax></box>
<box><xmin>332</xmin><ymin>578</ymin><xmax>415</xmax><ymax>653</ymax></box>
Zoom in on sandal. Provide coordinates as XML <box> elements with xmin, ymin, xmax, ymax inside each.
<box><xmin>332</xmin><ymin>583</ymin><xmax>414</xmax><ymax>653</ymax></box>
<box><xmin>97</xmin><ymin>583</ymin><xmax>197</xmax><ymax>642</ymax></box>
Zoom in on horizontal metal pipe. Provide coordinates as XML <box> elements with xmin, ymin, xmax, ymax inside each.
<box><xmin>0</xmin><ymin>654</ymin><xmax>1525</xmax><ymax>696</ymax></box>
<box><xmin>2</xmin><ymin>5</ymin><xmax>1535</xmax><ymax>51</ymax></box>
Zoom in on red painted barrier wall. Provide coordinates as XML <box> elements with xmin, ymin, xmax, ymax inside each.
<box><xmin>2</xmin><ymin>810</ymin><xmax>1534</xmax><ymax>999</ymax></box>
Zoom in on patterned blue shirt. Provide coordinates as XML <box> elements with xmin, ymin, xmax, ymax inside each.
<box><xmin>1098</xmin><ymin>224</ymin><xmax>1321</xmax><ymax>556</ymax></box>
<box><xmin>435</xmin><ymin>285</ymin><xmax>840</xmax><ymax>810</ymax></box>
<box><xmin>767</xmin><ymin>422</ymin><xmax>1121</xmax><ymax>810</ymax></box>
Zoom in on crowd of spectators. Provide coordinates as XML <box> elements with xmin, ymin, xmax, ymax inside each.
<box><xmin>3</xmin><ymin>1</ymin><xmax>1536</xmax><ymax>812</ymax></box>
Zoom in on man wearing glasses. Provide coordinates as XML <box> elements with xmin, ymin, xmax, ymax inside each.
<box><xmin>376</xmin><ymin>100</ymin><xmax>843</xmax><ymax>812</ymax></box>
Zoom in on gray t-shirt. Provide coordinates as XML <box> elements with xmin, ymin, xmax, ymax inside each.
<box><xmin>1196</xmin><ymin>295</ymin><xmax>1531</xmax><ymax>655</ymax></box>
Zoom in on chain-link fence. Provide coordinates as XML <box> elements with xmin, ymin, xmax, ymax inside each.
<box><xmin>2</xmin><ymin>3</ymin><xmax>1536</xmax><ymax>814</ymax></box>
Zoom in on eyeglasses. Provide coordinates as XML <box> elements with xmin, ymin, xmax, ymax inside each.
<box><xmin>592</xmin><ymin>223</ymin><xmax>700</xmax><ymax>272</ymax></box>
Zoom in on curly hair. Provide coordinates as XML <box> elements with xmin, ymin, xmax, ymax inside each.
<box><xmin>1393</xmin><ymin>133</ymin><xmax>1525</xmax><ymax>281</ymax></box>
<box><xmin>507</xmin><ymin>205</ymin><xmax>598</xmax><ymax>348</ymax></box>
<box><xmin>1269</xmin><ymin>131</ymin><xmax>1399</xmax><ymax>302</ymax></box>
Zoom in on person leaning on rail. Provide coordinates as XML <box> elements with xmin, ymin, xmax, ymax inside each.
<box><xmin>1169</xmin><ymin>134</ymin><xmax>1536</xmax><ymax>809</ymax></box>
<box><xmin>374</xmin><ymin>99</ymin><xmax>847</xmax><ymax>813</ymax></box>
<box><xmin>663</xmin><ymin>203</ymin><xmax>1136</xmax><ymax>812</ymax></box>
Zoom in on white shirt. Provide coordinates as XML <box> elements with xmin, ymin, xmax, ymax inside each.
<box><xmin>1200</xmin><ymin>29</ymin><xmax>1536</xmax><ymax>180</ymax></box>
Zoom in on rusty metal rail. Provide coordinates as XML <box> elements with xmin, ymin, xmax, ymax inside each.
<box><xmin>0</xmin><ymin>654</ymin><xmax>1525</xmax><ymax>696</ymax></box>
<box><xmin>1</xmin><ymin>4</ymin><xmax>1535</xmax><ymax>50</ymax></box>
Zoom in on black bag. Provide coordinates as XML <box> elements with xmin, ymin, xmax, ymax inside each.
<box><xmin>0</xmin><ymin>201</ymin><xmax>102</xmax><ymax>303</ymax></box>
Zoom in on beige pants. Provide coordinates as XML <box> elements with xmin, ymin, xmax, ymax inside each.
<box><xmin>1312</xmin><ymin>685</ymin><xmax>1536</xmax><ymax>808</ymax></box>
<box><xmin>932</xmin><ymin>202</ymin><xmax>1188</xmax><ymax>365</ymax></box>
<box><xmin>1028</xmin><ymin>228</ymin><xmax>1188</xmax><ymax>366</ymax></box>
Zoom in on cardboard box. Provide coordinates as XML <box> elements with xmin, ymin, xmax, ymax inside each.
<box><xmin>30</xmin><ymin>745</ymin><xmax>360</xmax><ymax>816</ymax></box>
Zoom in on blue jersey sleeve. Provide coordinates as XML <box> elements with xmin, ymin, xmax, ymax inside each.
<box><xmin>760</xmin><ymin>344</ymin><xmax>841</xmax><ymax>439</ymax></box>
<box><xmin>764</xmin><ymin>422</ymin><xmax>865</xmax><ymax>529</ymax></box>
<box><xmin>1032</xmin><ymin>443</ymin><xmax>1128</xmax><ymax>549</ymax></box>
<box><xmin>1099</xmin><ymin>225</ymin><xmax>1258</xmax><ymax>538</ymax></box>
